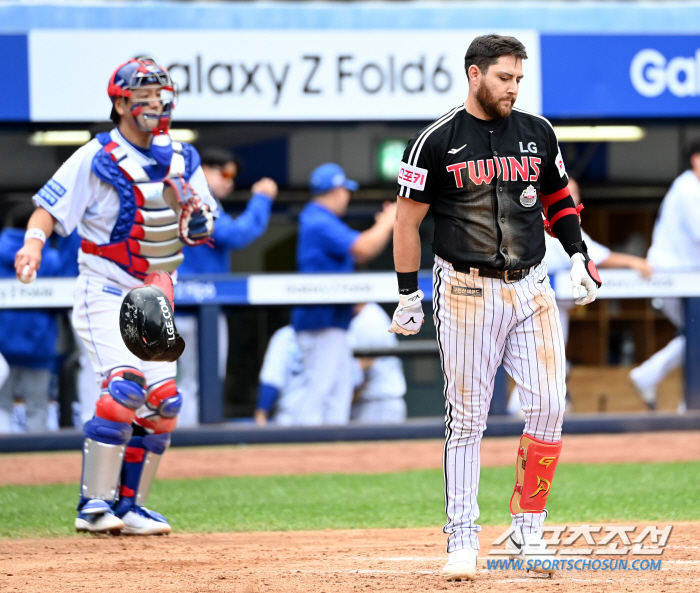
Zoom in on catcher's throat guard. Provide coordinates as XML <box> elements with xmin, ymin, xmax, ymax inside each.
<box><xmin>510</xmin><ymin>434</ymin><xmax>562</xmax><ymax>514</ymax></box>
<box><xmin>119</xmin><ymin>271</ymin><xmax>185</xmax><ymax>362</ymax></box>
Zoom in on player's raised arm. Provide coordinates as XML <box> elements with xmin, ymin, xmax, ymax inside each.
<box><xmin>389</xmin><ymin>196</ymin><xmax>429</xmax><ymax>335</ymax></box>
<box><xmin>14</xmin><ymin>206</ymin><xmax>57</xmax><ymax>283</ymax></box>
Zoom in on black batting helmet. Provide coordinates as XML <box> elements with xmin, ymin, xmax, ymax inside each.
<box><xmin>119</xmin><ymin>281</ymin><xmax>185</xmax><ymax>363</ymax></box>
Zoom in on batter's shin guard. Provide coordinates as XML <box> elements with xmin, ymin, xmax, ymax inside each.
<box><xmin>79</xmin><ymin>417</ymin><xmax>133</xmax><ymax>508</ymax></box>
<box><xmin>509</xmin><ymin>434</ymin><xmax>563</xmax><ymax>515</ymax></box>
<box><xmin>115</xmin><ymin>432</ymin><xmax>170</xmax><ymax>514</ymax></box>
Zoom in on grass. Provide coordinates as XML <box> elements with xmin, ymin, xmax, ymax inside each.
<box><xmin>3</xmin><ymin>461</ymin><xmax>699</xmax><ymax>539</ymax></box>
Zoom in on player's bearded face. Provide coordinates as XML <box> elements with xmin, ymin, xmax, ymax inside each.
<box><xmin>474</xmin><ymin>56</ymin><xmax>522</xmax><ymax>119</ymax></box>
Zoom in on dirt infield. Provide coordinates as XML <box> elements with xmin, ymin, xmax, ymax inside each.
<box><xmin>2</xmin><ymin>432</ymin><xmax>700</xmax><ymax>592</ymax></box>
<box><xmin>2</xmin><ymin>524</ymin><xmax>698</xmax><ymax>592</ymax></box>
<box><xmin>3</xmin><ymin>430</ymin><xmax>700</xmax><ymax>486</ymax></box>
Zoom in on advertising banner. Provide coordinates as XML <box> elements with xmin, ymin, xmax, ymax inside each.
<box><xmin>27</xmin><ymin>29</ymin><xmax>541</xmax><ymax>122</ymax></box>
<box><xmin>542</xmin><ymin>35</ymin><xmax>700</xmax><ymax>118</ymax></box>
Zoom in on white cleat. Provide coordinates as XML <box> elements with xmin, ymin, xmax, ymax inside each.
<box><xmin>120</xmin><ymin>508</ymin><xmax>172</xmax><ymax>536</ymax></box>
<box><xmin>505</xmin><ymin>529</ymin><xmax>556</xmax><ymax>575</ymax></box>
<box><xmin>75</xmin><ymin>512</ymin><xmax>124</xmax><ymax>535</ymax></box>
<box><xmin>442</xmin><ymin>548</ymin><xmax>478</xmax><ymax>581</ymax></box>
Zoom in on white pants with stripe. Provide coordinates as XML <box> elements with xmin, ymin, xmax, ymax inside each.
<box><xmin>72</xmin><ymin>273</ymin><xmax>176</xmax><ymax>393</ymax></box>
<box><xmin>433</xmin><ymin>256</ymin><xmax>566</xmax><ymax>552</ymax></box>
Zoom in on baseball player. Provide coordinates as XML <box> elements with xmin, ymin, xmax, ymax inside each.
<box><xmin>291</xmin><ymin>163</ymin><xmax>396</xmax><ymax>425</ymax></box>
<box><xmin>630</xmin><ymin>141</ymin><xmax>700</xmax><ymax>410</ymax></box>
<box><xmin>390</xmin><ymin>35</ymin><xmax>601</xmax><ymax>580</ymax></box>
<box><xmin>254</xmin><ymin>324</ymin><xmax>306</xmax><ymax>426</ymax></box>
<box><xmin>348</xmin><ymin>303</ymin><xmax>407</xmax><ymax>424</ymax></box>
<box><xmin>14</xmin><ymin>57</ymin><xmax>217</xmax><ymax>535</ymax></box>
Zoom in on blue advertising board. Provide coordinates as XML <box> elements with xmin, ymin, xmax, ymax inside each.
<box><xmin>0</xmin><ymin>35</ymin><xmax>29</xmax><ymax>121</ymax></box>
<box><xmin>541</xmin><ymin>35</ymin><xmax>700</xmax><ymax>118</ymax></box>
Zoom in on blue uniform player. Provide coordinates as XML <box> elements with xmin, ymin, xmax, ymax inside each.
<box><xmin>291</xmin><ymin>163</ymin><xmax>396</xmax><ymax>425</ymax></box>
<box><xmin>176</xmin><ymin>148</ymin><xmax>277</xmax><ymax>426</ymax></box>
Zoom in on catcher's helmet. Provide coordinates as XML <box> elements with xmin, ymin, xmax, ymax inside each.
<box><xmin>108</xmin><ymin>57</ymin><xmax>177</xmax><ymax>131</ymax></box>
<box><xmin>119</xmin><ymin>272</ymin><xmax>185</xmax><ymax>362</ymax></box>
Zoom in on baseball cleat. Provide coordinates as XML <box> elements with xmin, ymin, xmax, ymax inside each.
<box><xmin>505</xmin><ymin>528</ymin><xmax>556</xmax><ymax>575</ymax></box>
<box><xmin>118</xmin><ymin>505</ymin><xmax>171</xmax><ymax>535</ymax></box>
<box><xmin>442</xmin><ymin>548</ymin><xmax>478</xmax><ymax>581</ymax></box>
<box><xmin>75</xmin><ymin>499</ymin><xmax>124</xmax><ymax>534</ymax></box>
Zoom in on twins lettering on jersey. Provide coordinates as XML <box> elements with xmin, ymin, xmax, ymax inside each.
<box><xmin>446</xmin><ymin>156</ymin><xmax>542</xmax><ymax>188</ymax></box>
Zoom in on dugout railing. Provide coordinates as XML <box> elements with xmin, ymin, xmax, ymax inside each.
<box><xmin>0</xmin><ymin>269</ymin><xmax>699</xmax><ymax>452</ymax></box>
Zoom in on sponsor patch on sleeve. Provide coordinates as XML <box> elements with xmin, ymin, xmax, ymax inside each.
<box><xmin>397</xmin><ymin>162</ymin><xmax>428</xmax><ymax>191</ymax></box>
<box><xmin>36</xmin><ymin>177</ymin><xmax>68</xmax><ymax>206</ymax></box>
<box><xmin>555</xmin><ymin>148</ymin><xmax>567</xmax><ymax>178</ymax></box>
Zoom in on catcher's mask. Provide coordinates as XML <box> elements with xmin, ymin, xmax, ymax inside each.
<box><xmin>119</xmin><ymin>272</ymin><xmax>185</xmax><ymax>362</ymax></box>
<box><xmin>108</xmin><ymin>57</ymin><xmax>177</xmax><ymax>132</ymax></box>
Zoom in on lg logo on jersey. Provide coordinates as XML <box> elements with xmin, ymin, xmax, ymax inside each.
<box><xmin>447</xmin><ymin>157</ymin><xmax>542</xmax><ymax>188</ymax></box>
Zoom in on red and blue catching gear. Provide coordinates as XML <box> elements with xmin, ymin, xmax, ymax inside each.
<box><xmin>108</xmin><ymin>57</ymin><xmax>177</xmax><ymax>168</ymax></box>
<box><xmin>108</xmin><ymin>57</ymin><xmax>177</xmax><ymax>133</ymax></box>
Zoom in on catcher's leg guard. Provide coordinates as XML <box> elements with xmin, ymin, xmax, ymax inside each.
<box><xmin>509</xmin><ymin>434</ymin><xmax>562</xmax><ymax>514</ymax></box>
<box><xmin>114</xmin><ymin>430</ymin><xmax>172</xmax><ymax>535</ymax></box>
<box><xmin>135</xmin><ymin>378</ymin><xmax>183</xmax><ymax>434</ymax></box>
<box><xmin>77</xmin><ymin>368</ymin><xmax>147</xmax><ymax>525</ymax></box>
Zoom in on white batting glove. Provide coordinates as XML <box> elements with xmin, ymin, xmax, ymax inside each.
<box><xmin>570</xmin><ymin>253</ymin><xmax>602</xmax><ymax>306</ymax></box>
<box><xmin>389</xmin><ymin>289</ymin><xmax>425</xmax><ymax>335</ymax></box>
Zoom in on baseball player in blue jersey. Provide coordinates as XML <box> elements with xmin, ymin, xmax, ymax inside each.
<box><xmin>291</xmin><ymin>163</ymin><xmax>396</xmax><ymax>425</ymax></box>
<box><xmin>14</xmin><ymin>57</ymin><xmax>217</xmax><ymax>535</ymax></box>
<box><xmin>390</xmin><ymin>36</ymin><xmax>601</xmax><ymax>579</ymax></box>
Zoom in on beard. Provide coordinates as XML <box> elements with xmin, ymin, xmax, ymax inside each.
<box><xmin>475</xmin><ymin>81</ymin><xmax>515</xmax><ymax>119</ymax></box>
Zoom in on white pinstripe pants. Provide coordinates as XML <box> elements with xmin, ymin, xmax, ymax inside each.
<box><xmin>433</xmin><ymin>256</ymin><xmax>566</xmax><ymax>552</ymax></box>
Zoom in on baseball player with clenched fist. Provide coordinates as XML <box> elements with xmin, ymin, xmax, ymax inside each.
<box><xmin>390</xmin><ymin>35</ymin><xmax>601</xmax><ymax>580</ymax></box>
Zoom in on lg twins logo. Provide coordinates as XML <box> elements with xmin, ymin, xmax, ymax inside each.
<box><xmin>447</xmin><ymin>157</ymin><xmax>541</xmax><ymax>188</ymax></box>
<box><xmin>631</xmin><ymin>48</ymin><xmax>700</xmax><ymax>97</ymax></box>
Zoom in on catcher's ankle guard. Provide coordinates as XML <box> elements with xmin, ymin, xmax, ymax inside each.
<box><xmin>510</xmin><ymin>434</ymin><xmax>562</xmax><ymax>514</ymax></box>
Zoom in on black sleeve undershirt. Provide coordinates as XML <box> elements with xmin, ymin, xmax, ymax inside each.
<box><xmin>547</xmin><ymin>194</ymin><xmax>584</xmax><ymax>256</ymax></box>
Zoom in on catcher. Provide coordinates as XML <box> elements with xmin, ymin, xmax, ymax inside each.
<box><xmin>14</xmin><ymin>57</ymin><xmax>216</xmax><ymax>535</ymax></box>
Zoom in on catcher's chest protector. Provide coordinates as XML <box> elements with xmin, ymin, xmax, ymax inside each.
<box><xmin>83</xmin><ymin>134</ymin><xmax>191</xmax><ymax>279</ymax></box>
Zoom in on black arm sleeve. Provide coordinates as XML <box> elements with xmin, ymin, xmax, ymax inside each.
<box><xmin>548</xmin><ymin>195</ymin><xmax>584</xmax><ymax>254</ymax></box>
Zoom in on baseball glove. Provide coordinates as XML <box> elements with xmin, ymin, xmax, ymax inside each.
<box><xmin>162</xmin><ymin>175</ymin><xmax>214</xmax><ymax>247</ymax></box>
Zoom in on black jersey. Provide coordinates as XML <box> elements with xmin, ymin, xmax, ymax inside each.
<box><xmin>397</xmin><ymin>104</ymin><xmax>569</xmax><ymax>270</ymax></box>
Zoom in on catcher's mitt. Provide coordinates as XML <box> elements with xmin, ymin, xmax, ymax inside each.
<box><xmin>162</xmin><ymin>176</ymin><xmax>214</xmax><ymax>247</ymax></box>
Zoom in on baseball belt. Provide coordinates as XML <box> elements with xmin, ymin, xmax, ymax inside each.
<box><xmin>451</xmin><ymin>262</ymin><xmax>537</xmax><ymax>283</ymax></box>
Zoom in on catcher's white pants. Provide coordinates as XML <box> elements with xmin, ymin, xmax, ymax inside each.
<box><xmin>433</xmin><ymin>256</ymin><xmax>566</xmax><ymax>552</ymax></box>
<box><xmin>72</xmin><ymin>273</ymin><xmax>176</xmax><ymax>394</ymax></box>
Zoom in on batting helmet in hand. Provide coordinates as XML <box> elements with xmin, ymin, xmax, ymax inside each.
<box><xmin>119</xmin><ymin>272</ymin><xmax>185</xmax><ymax>362</ymax></box>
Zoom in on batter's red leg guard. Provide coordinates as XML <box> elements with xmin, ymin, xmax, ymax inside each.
<box><xmin>509</xmin><ymin>434</ymin><xmax>563</xmax><ymax>514</ymax></box>
<box><xmin>134</xmin><ymin>378</ymin><xmax>182</xmax><ymax>434</ymax></box>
